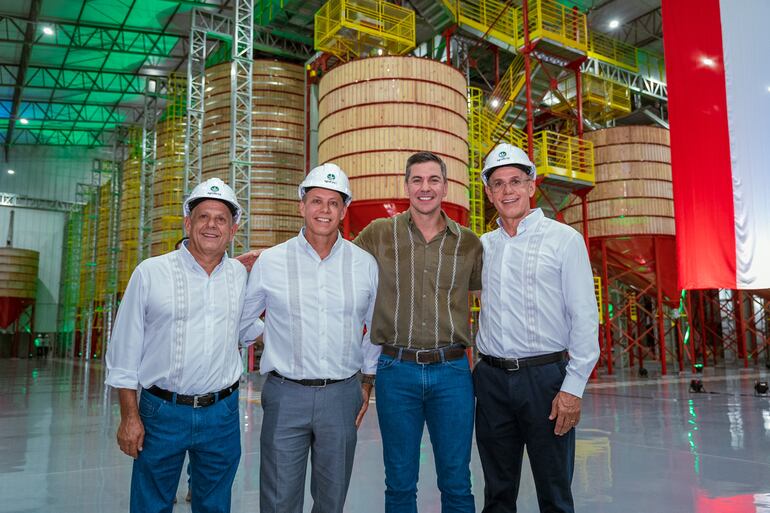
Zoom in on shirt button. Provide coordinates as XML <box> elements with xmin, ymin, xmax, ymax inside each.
<box><xmin>422</xmin><ymin>294</ymin><xmax>426</xmax><ymax>298</ymax></box>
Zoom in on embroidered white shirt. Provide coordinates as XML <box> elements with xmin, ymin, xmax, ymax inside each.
<box><xmin>240</xmin><ymin>229</ymin><xmax>380</xmax><ymax>379</ymax></box>
<box><xmin>478</xmin><ymin>209</ymin><xmax>600</xmax><ymax>397</ymax></box>
<box><xmin>105</xmin><ymin>243</ymin><xmax>248</xmax><ymax>395</ymax></box>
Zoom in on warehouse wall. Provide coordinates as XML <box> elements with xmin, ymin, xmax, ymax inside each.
<box><xmin>0</xmin><ymin>207</ymin><xmax>65</xmax><ymax>332</ymax></box>
<box><xmin>0</xmin><ymin>146</ymin><xmax>110</xmax><ymax>202</ymax></box>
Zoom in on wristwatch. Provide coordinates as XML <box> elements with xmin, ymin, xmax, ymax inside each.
<box><xmin>361</xmin><ymin>374</ymin><xmax>375</xmax><ymax>385</ymax></box>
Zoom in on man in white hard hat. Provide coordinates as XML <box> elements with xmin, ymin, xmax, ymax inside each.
<box><xmin>354</xmin><ymin>151</ymin><xmax>483</xmax><ymax>513</ymax></box>
<box><xmin>474</xmin><ymin>143</ymin><xmax>599</xmax><ymax>513</ymax></box>
<box><xmin>106</xmin><ymin>177</ymin><xmax>252</xmax><ymax>513</ymax></box>
<box><xmin>239</xmin><ymin>163</ymin><xmax>379</xmax><ymax>513</ymax></box>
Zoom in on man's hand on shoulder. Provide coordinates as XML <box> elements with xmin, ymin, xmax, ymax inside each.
<box><xmin>236</xmin><ymin>248</ymin><xmax>265</xmax><ymax>272</ymax></box>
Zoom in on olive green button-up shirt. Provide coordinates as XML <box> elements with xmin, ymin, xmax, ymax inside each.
<box><xmin>354</xmin><ymin>210</ymin><xmax>483</xmax><ymax>349</ymax></box>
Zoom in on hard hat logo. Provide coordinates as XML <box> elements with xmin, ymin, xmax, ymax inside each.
<box><xmin>183</xmin><ymin>177</ymin><xmax>242</xmax><ymax>223</ymax></box>
<box><xmin>481</xmin><ymin>142</ymin><xmax>537</xmax><ymax>185</ymax></box>
<box><xmin>299</xmin><ymin>163</ymin><xmax>353</xmax><ymax>206</ymax></box>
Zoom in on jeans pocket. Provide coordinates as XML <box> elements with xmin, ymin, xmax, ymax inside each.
<box><xmin>139</xmin><ymin>394</ymin><xmax>162</xmax><ymax>419</ymax></box>
<box><xmin>445</xmin><ymin>356</ymin><xmax>471</xmax><ymax>373</ymax></box>
<box><xmin>223</xmin><ymin>391</ymin><xmax>240</xmax><ymax>415</ymax></box>
<box><xmin>377</xmin><ymin>355</ymin><xmax>397</xmax><ymax>371</ymax></box>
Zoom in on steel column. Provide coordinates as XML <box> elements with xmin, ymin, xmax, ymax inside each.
<box><xmin>138</xmin><ymin>78</ymin><xmax>161</xmax><ymax>263</ymax></box>
<box><xmin>600</xmin><ymin>239</ymin><xmax>613</xmax><ymax>374</ymax></box>
<box><xmin>185</xmin><ymin>11</ymin><xmax>207</xmax><ymax>196</ymax></box>
<box><xmin>229</xmin><ymin>0</ymin><xmax>254</xmax><ymax>254</ymax></box>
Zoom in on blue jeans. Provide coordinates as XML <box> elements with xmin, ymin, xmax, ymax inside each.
<box><xmin>375</xmin><ymin>353</ymin><xmax>476</xmax><ymax>513</ymax></box>
<box><xmin>130</xmin><ymin>389</ymin><xmax>241</xmax><ymax>513</ymax></box>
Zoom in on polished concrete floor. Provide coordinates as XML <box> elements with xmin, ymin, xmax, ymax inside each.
<box><xmin>1</xmin><ymin>357</ymin><xmax>770</xmax><ymax>513</ymax></box>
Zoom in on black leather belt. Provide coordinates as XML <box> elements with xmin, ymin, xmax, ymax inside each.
<box><xmin>269</xmin><ymin>370</ymin><xmax>348</xmax><ymax>387</ymax></box>
<box><xmin>146</xmin><ymin>381</ymin><xmax>239</xmax><ymax>408</ymax></box>
<box><xmin>480</xmin><ymin>351</ymin><xmax>567</xmax><ymax>371</ymax></box>
<box><xmin>381</xmin><ymin>344</ymin><xmax>467</xmax><ymax>364</ymax></box>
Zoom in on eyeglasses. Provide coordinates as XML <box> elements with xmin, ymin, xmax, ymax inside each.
<box><xmin>489</xmin><ymin>178</ymin><xmax>532</xmax><ymax>193</ymax></box>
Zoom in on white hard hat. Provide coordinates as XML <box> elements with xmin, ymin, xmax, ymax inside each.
<box><xmin>183</xmin><ymin>177</ymin><xmax>242</xmax><ymax>224</ymax></box>
<box><xmin>481</xmin><ymin>143</ymin><xmax>537</xmax><ymax>185</ymax></box>
<box><xmin>298</xmin><ymin>163</ymin><xmax>353</xmax><ymax>206</ymax></box>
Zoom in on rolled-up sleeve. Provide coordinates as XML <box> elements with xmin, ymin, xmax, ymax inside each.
<box><xmin>360</xmin><ymin>258</ymin><xmax>381</xmax><ymax>375</ymax></box>
<box><xmin>560</xmin><ymin>232</ymin><xmax>600</xmax><ymax>398</ymax></box>
<box><xmin>105</xmin><ymin>267</ymin><xmax>147</xmax><ymax>390</ymax></box>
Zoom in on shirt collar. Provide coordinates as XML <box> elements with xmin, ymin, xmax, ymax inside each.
<box><xmin>403</xmin><ymin>209</ymin><xmax>460</xmax><ymax>236</ymax></box>
<box><xmin>496</xmin><ymin>208</ymin><xmax>544</xmax><ymax>238</ymax></box>
<box><xmin>298</xmin><ymin>227</ymin><xmax>343</xmax><ymax>261</ymax></box>
<box><xmin>179</xmin><ymin>239</ymin><xmax>228</xmax><ymax>274</ymax></box>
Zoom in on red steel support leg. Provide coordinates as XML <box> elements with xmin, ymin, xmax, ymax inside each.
<box><xmin>601</xmin><ymin>239</ymin><xmax>613</xmax><ymax>375</ymax></box>
<box><xmin>627</xmin><ymin>311</ymin><xmax>635</xmax><ymax>370</ymax></box>
<box><xmin>575</xmin><ymin>67</ymin><xmax>584</xmax><ymax>137</ymax></box>
<box><xmin>735</xmin><ymin>290</ymin><xmax>748</xmax><ymax>368</ymax></box>
<box><xmin>636</xmin><ymin>313</ymin><xmax>645</xmax><ymax>370</ymax></box>
<box><xmin>654</xmin><ymin>238</ymin><xmax>667</xmax><ymax>375</ymax></box>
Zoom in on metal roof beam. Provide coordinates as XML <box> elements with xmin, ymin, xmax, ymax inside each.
<box><xmin>0</xmin><ymin>191</ymin><xmax>80</xmax><ymax>212</ymax></box>
<box><xmin>0</xmin><ymin>127</ymin><xmax>115</xmax><ymax>146</ymax></box>
<box><xmin>253</xmin><ymin>27</ymin><xmax>313</xmax><ymax>59</ymax></box>
<box><xmin>0</xmin><ymin>15</ymin><xmax>183</xmax><ymax>57</ymax></box>
<box><xmin>1</xmin><ymin>100</ymin><xmax>134</xmax><ymax>124</ymax></box>
<box><xmin>617</xmin><ymin>7</ymin><xmax>662</xmax><ymax>48</ymax></box>
<box><xmin>3</xmin><ymin>0</ymin><xmax>40</xmax><ymax>161</ymax></box>
<box><xmin>0</xmin><ymin>63</ymin><xmax>144</xmax><ymax>94</ymax></box>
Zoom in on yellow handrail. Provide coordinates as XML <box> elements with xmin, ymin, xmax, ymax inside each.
<box><xmin>537</xmin><ymin>130</ymin><xmax>594</xmax><ymax>184</ymax></box>
<box><xmin>487</xmin><ymin>53</ymin><xmax>525</xmax><ymax>121</ymax></box>
<box><xmin>517</xmin><ymin>0</ymin><xmax>588</xmax><ymax>52</ymax></box>
<box><xmin>588</xmin><ymin>31</ymin><xmax>638</xmax><ymax>72</ymax></box>
<box><xmin>315</xmin><ymin>0</ymin><xmax>415</xmax><ymax>59</ymax></box>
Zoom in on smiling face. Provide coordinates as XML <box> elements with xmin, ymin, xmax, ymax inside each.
<box><xmin>484</xmin><ymin>165</ymin><xmax>536</xmax><ymax>225</ymax></box>
<box><xmin>184</xmin><ymin>199</ymin><xmax>238</xmax><ymax>259</ymax></box>
<box><xmin>404</xmin><ymin>161</ymin><xmax>448</xmax><ymax>217</ymax></box>
<box><xmin>299</xmin><ymin>187</ymin><xmax>347</xmax><ymax>239</ymax></box>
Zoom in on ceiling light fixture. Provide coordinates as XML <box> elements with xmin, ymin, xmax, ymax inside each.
<box><xmin>490</xmin><ymin>99</ymin><xmax>500</xmax><ymax>108</ymax></box>
<box><xmin>42</xmin><ymin>26</ymin><xmax>54</xmax><ymax>36</ymax></box>
<box><xmin>609</xmin><ymin>19</ymin><xmax>620</xmax><ymax>29</ymax></box>
<box><xmin>701</xmin><ymin>57</ymin><xmax>716</xmax><ymax>67</ymax></box>
<box><xmin>7</xmin><ymin>169</ymin><xmax>15</xmax><ymax>175</ymax></box>
<box><xmin>19</xmin><ymin>118</ymin><xmax>29</xmax><ymax>125</ymax></box>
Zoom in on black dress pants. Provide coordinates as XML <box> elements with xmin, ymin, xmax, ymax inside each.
<box><xmin>473</xmin><ymin>359</ymin><xmax>575</xmax><ymax>513</ymax></box>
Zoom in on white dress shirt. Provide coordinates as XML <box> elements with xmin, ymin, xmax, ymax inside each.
<box><xmin>240</xmin><ymin>229</ymin><xmax>380</xmax><ymax>379</ymax></box>
<box><xmin>105</xmin><ymin>243</ymin><xmax>248</xmax><ymax>395</ymax></box>
<box><xmin>477</xmin><ymin>209</ymin><xmax>599</xmax><ymax>397</ymax></box>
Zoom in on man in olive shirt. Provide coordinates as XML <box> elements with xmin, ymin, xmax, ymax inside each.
<box><xmin>355</xmin><ymin>151</ymin><xmax>483</xmax><ymax>513</ymax></box>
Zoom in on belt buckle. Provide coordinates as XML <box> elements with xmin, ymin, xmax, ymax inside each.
<box><xmin>506</xmin><ymin>358</ymin><xmax>520</xmax><ymax>372</ymax></box>
<box><xmin>310</xmin><ymin>379</ymin><xmax>327</xmax><ymax>388</ymax></box>
<box><xmin>193</xmin><ymin>395</ymin><xmax>203</xmax><ymax>408</ymax></box>
<box><xmin>415</xmin><ymin>349</ymin><xmax>432</xmax><ymax>365</ymax></box>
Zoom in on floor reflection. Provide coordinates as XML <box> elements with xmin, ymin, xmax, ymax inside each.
<box><xmin>0</xmin><ymin>358</ymin><xmax>768</xmax><ymax>512</ymax></box>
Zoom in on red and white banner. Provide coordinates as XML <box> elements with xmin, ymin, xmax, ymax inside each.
<box><xmin>663</xmin><ymin>0</ymin><xmax>770</xmax><ymax>290</ymax></box>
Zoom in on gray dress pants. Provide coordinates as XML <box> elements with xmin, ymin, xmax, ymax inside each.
<box><xmin>260</xmin><ymin>373</ymin><xmax>363</xmax><ymax>513</ymax></box>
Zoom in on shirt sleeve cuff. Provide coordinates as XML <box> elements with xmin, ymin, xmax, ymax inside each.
<box><xmin>240</xmin><ymin>319</ymin><xmax>265</xmax><ymax>345</ymax></box>
<box><xmin>560</xmin><ymin>374</ymin><xmax>588</xmax><ymax>398</ymax></box>
<box><xmin>105</xmin><ymin>368</ymin><xmax>139</xmax><ymax>390</ymax></box>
